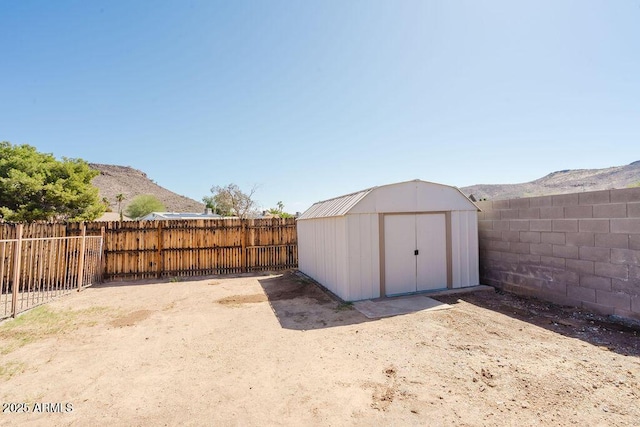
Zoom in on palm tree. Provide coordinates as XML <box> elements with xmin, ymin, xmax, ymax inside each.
<box><xmin>116</xmin><ymin>193</ymin><xmax>125</xmax><ymax>221</ymax></box>
<box><xmin>101</xmin><ymin>197</ymin><xmax>112</xmax><ymax>212</ymax></box>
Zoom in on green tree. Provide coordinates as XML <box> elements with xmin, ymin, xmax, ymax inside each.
<box><xmin>267</xmin><ymin>201</ymin><xmax>293</xmax><ymax>218</ymax></box>
<box><xmin>115</xmin><ymin>193</ymin><xmax>125</xmax><ymax>221</ymax></box>
<box><xmin>102</xmin><ymin>197</ymin><xmax>113</xmax><ymax>212</ymax></box>
<box><xmin>0</xmin><ymin>142</ymin><xmax>105</xmax><ymax>222</ymax></box>
<box><xmin>124</xmin><ymin>195</ymin><xmax>165</xmax><ymax>219</ymax></box>
<box><xmin>203</xmin><ymin>183</ymin><xmax>258</xmax><ymax>218</ymax></box>
<box><xmin>202</xmin><ymin>197</ymin><xmax>220</xmax><ymax>215</ymax></box>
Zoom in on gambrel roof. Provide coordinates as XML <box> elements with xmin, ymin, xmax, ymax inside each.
<box><xmin>298</xmin><ymin>180</ymin><xmax>478</xmax><ymax>220</ymax></box>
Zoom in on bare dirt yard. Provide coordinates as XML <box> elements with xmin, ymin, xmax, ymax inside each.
<box><xmin>1</xmin><ymin>271</ymin><xmax>639</xmax><ymax>426</ymax></box>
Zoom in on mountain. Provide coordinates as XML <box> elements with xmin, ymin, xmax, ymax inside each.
<box><xmin>90</xmin><ymin>163</ymin><xmax>204</xmax><ymax>213</ymax></box>
<box><xmin>460</xmin><ymin>161</ymin><xmax>640</xmax><ymax>200</ymax></box>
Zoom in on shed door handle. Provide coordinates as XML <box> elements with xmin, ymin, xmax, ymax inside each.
<box><xmin>414</xmin><ymin>249</ymin><xmax>419</xmax><ymax>256</ymax></box>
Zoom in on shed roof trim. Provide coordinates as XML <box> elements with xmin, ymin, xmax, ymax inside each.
<box><xmin>298</xmin><ymin>179</ymin><xmax>478</xmax><ymax>220</ymax></box>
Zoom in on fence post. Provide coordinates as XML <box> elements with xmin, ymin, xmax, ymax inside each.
<box><xmin>239</xmin><ymin>220</ymin><xmax>245</xmax><ymax>273</ymax></box>
<box><xmin>11</xmin><ymin>224</ymin><xmax>23</xmax><ymax>318</ymax></box>
<box><xmin>100</xmin><ymin>226</ymin><xmax>106</xmax><ymax>283</ymax></box>
<box><xmin>76</xmin><ymin>223</ymin><xmax>86</xmax><ymax>291</ymax></box>
<box><xmin>156</xmin><ymin>222</ymin><xmax>164</xmax><ymax>278</ymax></box>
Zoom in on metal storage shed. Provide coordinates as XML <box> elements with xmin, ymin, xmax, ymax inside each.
<box><xmin>297</xmin><ymin>180</ymin><xmax>480</xmax><ymax>301</ymax></box>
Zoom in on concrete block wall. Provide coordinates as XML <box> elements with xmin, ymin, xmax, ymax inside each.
<box><xmin>476</xmin><ymin>187</ymin><xmax>640</xmax><ymax>321</ymax></box>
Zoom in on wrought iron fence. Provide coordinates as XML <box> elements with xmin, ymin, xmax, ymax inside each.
<box><xmin>0</xmin><ymin>224</ymin><xmax>103</xmax><ymax>320</ymax></box>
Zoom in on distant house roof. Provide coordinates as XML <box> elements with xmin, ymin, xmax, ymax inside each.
<box><xmin>139</xmin><ymin>212</ymin><xmax>222</xmax><ymax>221</ymax></box>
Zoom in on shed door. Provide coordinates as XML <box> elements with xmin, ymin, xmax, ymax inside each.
<box><xmin>384</xmin><ymin>214</ymin><xmax>447</xmax><ymax>296</ymax></box>
<box><xmin>416</xmin><ymin>214</ymin><xmax>447</xmax><ymax>291</ymax></box>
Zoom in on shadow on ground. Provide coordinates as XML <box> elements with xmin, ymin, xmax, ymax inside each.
<box><xmin>257</xmin><ymin>272</ymin><xmax>370</xmax><ymax>331</ymax></box>
<box><xmin>433</xmin><ymin>290</ymin><xmax>640</xmax><ymax>358</ymax></box>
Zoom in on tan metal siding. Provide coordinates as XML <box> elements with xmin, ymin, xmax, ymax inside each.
<box><xmin>346</xmin><ymin>214</ymin><xmax>380</xmax><ymax>300</ymax></box>
<box><xmin>451</xmin><ymin>210</ymin><xmax>480</xmax><ymax>288</ymax></box>
<box><xmin>297</xmin><ymin>220</ymin><xmax>314</xmax><ymax>277</ymax></box>
<box><xmin>297</xmin><ymin>217</ymin><xmax>349</xmax><ymax>299</ymax></box>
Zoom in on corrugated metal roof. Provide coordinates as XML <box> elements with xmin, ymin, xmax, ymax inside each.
<box><xmin>298</xmin><ymin>188</ymin><xmax>374</xmax><ymax>220</ymax></box>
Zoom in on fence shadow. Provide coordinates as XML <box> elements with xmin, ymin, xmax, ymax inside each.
<box><xmin>257</xmin><ymin>272</ymin><xmax>370</xmax><ymax>331</ymax></box>
<box><xmin>93</xmin><ymin>272</ymin><xmax>273</xmax><ymax>289</ymax></box>
<box><xmin>432</xmin><ymin>289</ymin><xmax>640</xmax><ymax>358</ymax></box>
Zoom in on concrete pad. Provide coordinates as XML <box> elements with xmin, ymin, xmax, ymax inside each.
<box><xmin>352</xmin><ymin>286</ymin><xmax>494</xmax><ymax>319</ymax></box>
<box><xmin>424</xmin><ymin>284</ymin><xmax>494</xmax><ymax>297</ymax></box>
<box><xmin>353</xmin><ymin>295</ymin><xmax>451</xmax><ymax>319</ymax></box>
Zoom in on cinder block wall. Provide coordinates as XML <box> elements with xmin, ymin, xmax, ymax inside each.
<box><xmin>476</xmin><ymin>188</ymin><xmax>640</xmax><ymax>321</ymax></box>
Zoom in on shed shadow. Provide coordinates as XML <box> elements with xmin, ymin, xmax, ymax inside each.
<box><xmin>432</xmin><ymin>289</ymin><xmax>640</xmax><ymax>358</ymax></box>
<box><xmin>257</xmin><ymin>272</ymin><xmax>371</xmax><ymax>330</ymax></box>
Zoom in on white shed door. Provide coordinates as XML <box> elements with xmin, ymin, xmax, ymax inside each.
<box><xmin>384</xmin><ymin>214</ymin><xmax>447</xmax><ymax>296</ymax></box>
<box><xmin>416</xmin><ymin>214</ymin><xmax>447</xmax><ymax>291</ymax></box>
<box><xmin>384</xmin><ymin>215</ymin><xmax>417</xmax><ymax>295</ymax></box>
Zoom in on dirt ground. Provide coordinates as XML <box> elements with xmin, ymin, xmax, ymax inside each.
<box><xmin>1</xmin><ymin>271</ymin><xmax>638</xmax><ymax>426</ymax></box>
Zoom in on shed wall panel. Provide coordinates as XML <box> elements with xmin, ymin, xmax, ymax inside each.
<box><xmin>334</xmin><ymin>218</ymin><xmax>349</xmax><ymax>299</ymax></box>
<box><xmin>297</xmin><ymin>218</ymin><xmax>348</xmax><ymax>298</ymax></box>
<box><xmin>320</xmin><ymin>218</ymin><xmax>336</xmax><ymax>295</ymax></box>
<box><xmin>366</xmin><ymin>214</ymin><xmax>381</xmax><ymax>299</ymax></box>
<box><xmin>347</xmin><ymin>214</ymin><xmax>381</xmax><ymax>300</ymax></box>
<box><xmin>314</xmin><ymin>222</ymin><xmax>326</xmax><ymax>288</ymax></box>
<box><xmin>451</xmin><ymin>211</ymin><xmax>480</xmax><ymax>288</ymax></box>
<box><xmin>297</xmin><ymin>220</ymin><xmax>314</xmax><ymax>276</ymax></box>
<box><xmin>347</xmin><ymin>217</ymin><xmax>361</xmax><ymax>300</ymax></box>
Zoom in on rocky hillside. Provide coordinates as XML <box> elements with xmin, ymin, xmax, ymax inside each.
<box><xmin>461</xmin><ymin>161</ymin><xmax>640</xmax><ymax>201</ymax></box>
<box><xmin>90</xmin><ymin>164</ymin><xmax>204</xmax><ymax>213</ymax></box>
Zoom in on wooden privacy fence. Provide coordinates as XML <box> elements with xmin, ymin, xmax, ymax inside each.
<box><xmin>1</xmin><ymin>224</ymin><xmax>103</xmax><ymax>320</ymax></box>
<box><xmin>67</xmin><ymin>218</ymin><xmax>298</xmax><ymax>280</ymax></box>
<box><xmin>0</xmin><ymin>218</ymin><xmax>298</xmax><ymax>284</ymax></box>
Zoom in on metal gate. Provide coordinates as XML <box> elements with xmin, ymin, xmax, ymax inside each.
<box><xmin>0</xmin><ymin>224</ymin><xmax>103</xmax><ymax>320</ymax></box>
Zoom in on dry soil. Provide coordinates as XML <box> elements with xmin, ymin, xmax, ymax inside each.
<box><xmin>1</xmin><ymin>271</ymin><xmax>638</xmax><ymax>426</ymax></box>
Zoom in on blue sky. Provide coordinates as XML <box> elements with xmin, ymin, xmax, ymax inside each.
<box><xmin>1</xmin><ymin>1</ymin><xmax>639</xmax><ymax>213</ymax></box>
